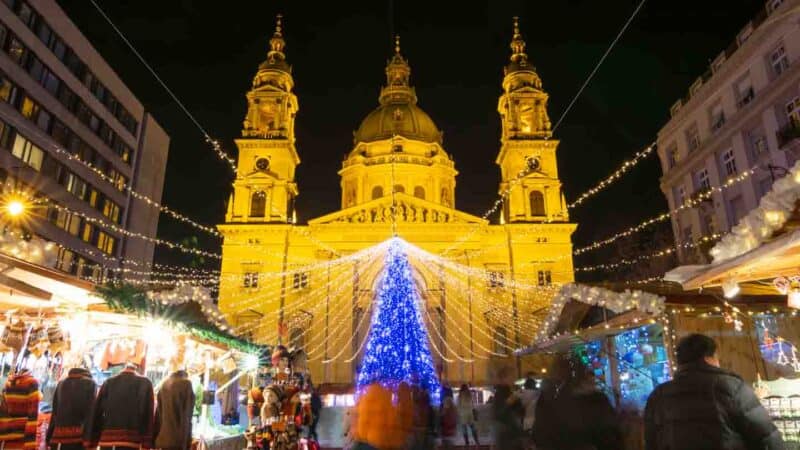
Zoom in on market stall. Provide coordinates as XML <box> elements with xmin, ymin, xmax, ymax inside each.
<box><xmin>0</xmin><ymin>254</ymin><xmax>266</xmax><ymax>450</ymax></box>
<box><xmin>521</xmin><ymin>281</ymin><xmax>800</xmax><ymax>449</ymax></box>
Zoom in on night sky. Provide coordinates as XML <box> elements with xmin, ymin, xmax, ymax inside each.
<box><xmin>58</xmin><ymin>0</ymin><xmax>764</xmax><ymax>273</ymax></box>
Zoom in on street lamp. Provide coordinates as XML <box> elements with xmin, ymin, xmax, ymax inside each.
<box><xmin>5</xmin><ymin>199</ymin><xmax>26</xmax><ymax>217</ymax></box>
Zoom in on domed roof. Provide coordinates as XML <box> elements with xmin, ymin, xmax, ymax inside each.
<box><xmin>353</xmin><ymin>36</ymin><xmax>442</xmax><ymax>145</ymax></box>
<box><xmin>354</xmin><ymin>102</ymin><xmax>442</xmax><ymax>144</ymax></box>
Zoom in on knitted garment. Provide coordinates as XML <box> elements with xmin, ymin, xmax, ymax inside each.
<box><xmin>84</xmin><ymin>368</ymin><xmax>154</xmax><ymax>449</ymax></box>
<box><xmin>46</xmin><ymin>368</ymin><xmax>97</xmax><ymax>445</ymax></box>
<box><xmin>0</xmin><ymin>370</ymin><xmax>41</xmax><ymax>450</ymax></box>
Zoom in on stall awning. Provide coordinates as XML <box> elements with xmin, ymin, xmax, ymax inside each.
<box><xmin>666</xmin><ymin>229</ymin><xmax>800</xmax><ymax>290</ymax></box>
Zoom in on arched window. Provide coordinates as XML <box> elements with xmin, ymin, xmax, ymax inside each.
<box><xmin>393</xmin><ymin>184</ymin><xmax>405</xmax><ymax>194</ymax></box>
<box><xmin>414</xmin><ymin>186</ymin><xmax>425</xmax><ymax>200</ymax></box>
<box><xmin>441</xmin><ymin>188</ymin><xmax>451</xmax><ymax>207</ymax></box>
<box><xmin>250</xmin><ymin>191</ymin><xmax>266</xmax><ymax>217</ymax></box>
<box><xmin>371</xmin><ymin>186</ymin><xmax>384</xmax><ymax>200</ymax></box>
<box><xmin>529</xmin><ymin>190</ymin><xmax>545</xmax><ymax>216</ymax></box>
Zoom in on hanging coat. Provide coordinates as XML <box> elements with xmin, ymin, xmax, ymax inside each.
<box><xmin>0</xmin><ymin>369</ymin><xmax>41</xmax><ymax>450</ymax></box>
<box><xmin>46</xmin><ymin>368</ymin><xmax>96</xmax><ymax>447</ymax></box>
<box><xmin>154</xmin><ymin>371</ymin><xmax>195</xmax><ymax>450</ymax></box>
<box><xmin>84</xmin><ymin>367</ymin><xmax>155</xmax><ymax>449</ymax></box>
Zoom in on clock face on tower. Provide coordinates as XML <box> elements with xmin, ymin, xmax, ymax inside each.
<box><xmin>526</xmin><ymin>156</ymin><xmax>540</xmax><ymax>172</ymax></box>
<box><xmin>255</xmin><ymin>157</ymin><xmax>270</xmax><ymax>172</ymax></box>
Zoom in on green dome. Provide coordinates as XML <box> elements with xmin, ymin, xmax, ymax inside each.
<box><xmin>354</xmin><ymin>102</ymin><xmax>442</xmax><ymax>144</ymax></box>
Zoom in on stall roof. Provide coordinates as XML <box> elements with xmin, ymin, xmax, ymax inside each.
<box><xmin>0</xmin><ymin>252</ymin><xmax>101</xmax><ymax>311</ymax></box>
<box><xmin>665</xmin><ymin>229</ymin><xmax>800</xmax><ymax>290</ymax></box>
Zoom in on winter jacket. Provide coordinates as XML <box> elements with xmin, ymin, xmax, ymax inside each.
<box><xmin>0</xmin><ymin>370</ymin><xmax>40</xmax><ymax>450</ymax></box>
<box><xmin>440</xmin><ymin>405</ymin><xmax>457</xmax><ymax>438</ymax></box>
<box><xmin>644</xmin><ymin>362</ymin><xmax>784</xmax><ymax>450</ymax></box>
<box><xmin>84</xmin><ymin>367</ymin><xmax>155</xmax><ymax>449</ymax></box>
<box><xmin>46</xmin><ymin>368</ymin><xmax>96</xmax><ymax>446</ymax></box>
<box><xmin>533</xmin><ymin>380</ymin><xmax>622</xmax><ymax>450</ymax></box>
<box><xmin>154</xmin><ymin>370</ymin><xmax>195</xmax><ymax>450</ymax></box>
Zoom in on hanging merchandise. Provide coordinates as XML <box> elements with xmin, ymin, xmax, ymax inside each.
<box><xmin>154</xmin><ymin>370</ymin><xmax>195</xmax><ymax>450</ymax></box>
<box><xmin>46</xmin><ymin>368</ymin><xmax>96</xmax><ymax>450</ymax></box>
<box><xmin>0</xmin><ymin>368</ymin><xmax>40</xmax><ymax>450</ymax></box>
<box><xmin>84</xmin><ymin>366</ymin><xmax>155</xmax><ymax>449</ymax></box>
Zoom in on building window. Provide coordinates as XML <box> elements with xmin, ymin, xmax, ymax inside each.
<box><xmin>769</xmin><ymin>0</ymin><xmax>784</xmax><ymax>12</ymax></box>
<box><xmin>393</xmin><ymin>184</ymin><xmax>405</xmax><ymax>194</ymax></box>
<box><xmin>441</xmin><ymin>188</ymin><xmax>452</xmax><ymax>207</ymax></box>
<box><xmin>55</xmin><ymin>248</ymin><xmax>75</xmax><ymax>273</ymax></box>
<box><xmin>250</xmin><ymin>191</ymin><xmax>266</xmax><ymax>217</ymax></box>
<box><xmin>11</xmin><ymin>135</ymin><xmax>44</xmax><ymax>171</ymax></box>
<box><xmin>749</xmin><ymin>130</ymin><xmax>768</xmax><ymax>158</ymax></box>
<box><xmin>666</xmin><ymin>144</ymin><xmax>678</xmax><ymax>169</ymax></box>
<box><xmin>685</xmin><ymin>124</ymin><xmax>700</xmax><ymax>152</ymax></box>
<box><xmin>413</xmin><ymin>186</ymin><xmax>425</xmax><ymax>200</ymax></box>
<box><xmin>696</xmin><ymin>169</ymin><xmax>710</xmax><ymax>190</ymax></box>
<box><xmin>787</xmin><ymin>97</ymin><xmax>800</xmax><ymax>126</ymax></box>
<box><xmin>487</xmin><ymin>270</ymin><xmax>505</xmax><ymax>289</ymax></box>
<box><xmin>537</xmin><ymin>270</ymin><xmax>552</xmax><ymax>286</ymax></box>
<box><xmin>729</xmin><ymin>195</ymin><xmax>746</xmax><ymax>226</ymax></box>
<box><xmin>675</xmin><ymin>186</ymin><xmax>686</xmax><ymax>207</ymax></box>
<box><xmin>102</xmin><ymin>199</ymin><xmax>120</xmax><ymax>223</ymax></box>
<box><xmin>709</xmin><ymin>102</ymin><xmax>725</xmax><ymax>132</ymax></box>
<box><xmin>81</xmin><ymin>223</ymin><xmax>94</xmax><ymax>243</ymax></box>
<box><xmin>721</xmin><ymin>149</ymin><xmax>737</xmax><ymax>176</ymax></box>
<box><xmin>770</xmin><ymin>44</ymin><xmax>790</xmax><ymax>76</ymax></box>
<box><xmin>293</xmin><ymin>272</ymin><xmax>309</xmax><ymax>290</ymax></box>
<box><xmin>49</xmin><ymin>207</ymin><xmax>81</xmax><ymax>236</ymax></box>
<box><xmin>96</xmin><ymin>231</ymin><xmax>115</xmax><ymax>255</ymax></box>
<box><xmin>701</xmin><ymin>212</ymin><xmax>716</xmax><ymax>235</ymax></box>
<box><xmin>736</xmin><ymin>78</ymin><xmax>755</xmax><ymax>108</ymax></box>
<box><xmin>371</xmin><ymin>186</ymin><xmax>383</xmax><ymax>200</ymax></box>
<box><xmin>529</xmin><ymin>191</ymin><xmax>545</xmax><ymax>216</ymax></box>
<box><xmin>243</xmin><ymin>272</ymin><xmax>259</xmax><ymax>288</ymax></box>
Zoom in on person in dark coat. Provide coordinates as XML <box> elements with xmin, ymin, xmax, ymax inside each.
<box><xmin>491</xmin><ymin>367</ymin><xmax>525</xmax><ymax>450</ymax></box>
<box><xmin>533</xmin><ymin>357</ymin><xmax>622</xmax><ymax>450</ymax></box>
<box><xmin>309</xmin><ymin>388</ymin><xmax>322</xmax><ymax>441</ymax></box>
<box><xmin>644</xmin><ymin>333</ymin><xmax>784</xmax><ymax>450</ymax></box>
<box><xmin>154</xmin><ymin>370</ymin><xmax>195</xmax><ymax>450</ymax></box>
<box><xmin>46</xmin><ymin>368</ymin><xmax>97</xmax><ymax>450</ymax></box>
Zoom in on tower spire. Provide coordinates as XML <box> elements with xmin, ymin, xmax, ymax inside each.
<box><xmin>268</xmin><ymin>13</ymin><xmax>286</xmax><ymax>61</ymax></box>
<box><xmin>505</xmin><ymin>16</ymin><xmax>534</xmax><ymax>74</ymax></box>
<box><xmin>380</xmin><ymin>34</ymin><xmax>416</xmax><ymax>105</ymax></box>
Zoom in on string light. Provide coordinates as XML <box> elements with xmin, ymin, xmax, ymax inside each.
<box><xmin>567</xmin><ymin>144</ymin><xmax>655</xmax><ymax>209</ymax></box>
<box><xmin>574</xmin><ymin>167</ymin><xmax>758</xmax><ymax>255</ymax></box>
<box><xmin>48</xmin><ymin>146</ymin><xmax>222</xmax><ymax>237</ymax></box>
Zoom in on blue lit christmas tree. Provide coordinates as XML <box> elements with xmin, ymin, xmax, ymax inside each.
<box><xmin>355</xmin><ymin>238</ymin><xmax>441</xmax><ymax>403</ymax></box>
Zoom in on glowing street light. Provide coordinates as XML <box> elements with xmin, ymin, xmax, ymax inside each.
<box><xmin>5</xmin><ymin>199</ymin><xmax>26</xmax><ymax>217</ymax></box>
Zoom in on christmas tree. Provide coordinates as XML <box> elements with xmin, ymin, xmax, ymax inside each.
<box><xmin>355</xmin><ymin>238</ymin><xmax>441</xmax><ymax>403</ymax></box>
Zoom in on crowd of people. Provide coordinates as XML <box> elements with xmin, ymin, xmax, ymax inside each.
<box><xmin>346</xmin><ymin>333</ymin><xmax>786</xmax><ymax>450</ymax></box>
<box><xmin>0</xmin><ymin>333</ymin><xmax>787</xmax><ymax>450</ymax></box>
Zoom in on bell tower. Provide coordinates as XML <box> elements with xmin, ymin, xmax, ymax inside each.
<box><xmin>496</xmin><ymin>18</ymin><xmax>568</xmax><ymax>223</ymax></box>
<box><xmin>226</xmin><ymin>14</ymin><xmax>299</xmax><ymax>223</ymax></box>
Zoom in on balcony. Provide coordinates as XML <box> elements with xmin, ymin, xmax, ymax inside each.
<box><xmin>736</xmin><ymin>88</ymin><xmax>755</xmax><ymax>108</ymax></box>
<box><xmin>778</xmin><ymin>122</ymin><xmax>800</xmax><ymax>148</ymax></box>
<box><xmin>689</xmin><ymin>186</ymin><xmax>713</xmax><ymax>205</ymax></box>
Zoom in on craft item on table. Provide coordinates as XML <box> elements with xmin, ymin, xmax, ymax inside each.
<box><xmin>1</xmin><ymin>368</ymin><xmax>41</xmax><ymax>450</ymax></box>
<box><xmin>83</xmin><ymin>366</ymin><xmax>155</xmax><ymax>449</ymax></box>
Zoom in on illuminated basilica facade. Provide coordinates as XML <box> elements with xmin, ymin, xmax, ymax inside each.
<box><xmin>218</xmin><ymin>17</ymin><xmax>576</xmax><ymax>386</ymax></box>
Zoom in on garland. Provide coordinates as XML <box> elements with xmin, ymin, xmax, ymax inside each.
<box><xmin>96</xmin><ymin>283</ymin><xmax>265</xmax><ymax>354</ymax></box>
<box><xmin>710</xmin><ymin>160</ymin><xmax>800</xmax><ymax>263</ymax></box>
<box><xmin>535</xmin><ymin>283</ymin><xmax>666</xmax><ymax>343</ymax></box>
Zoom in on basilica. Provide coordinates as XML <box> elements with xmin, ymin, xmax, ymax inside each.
<box><xmin>217</xmin><ymin>16</ymin><xmax>576</xmax><ymax>386</ymax></box>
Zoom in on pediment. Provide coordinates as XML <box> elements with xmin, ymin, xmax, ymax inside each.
<box><xmin>308</xmin><ymin>193</ymin><xmax>488</xmax><ymax>225</ymax></box>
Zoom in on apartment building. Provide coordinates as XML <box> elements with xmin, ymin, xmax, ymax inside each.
<box><xmin>657</xmin><ymin>0</ymin><xmax>800</xmax><ymax>264</ymax></box>
<box><xmin>0</xmin><ymin>0</ymin><xmax>169</xmax><ymax>278</ymax></box>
